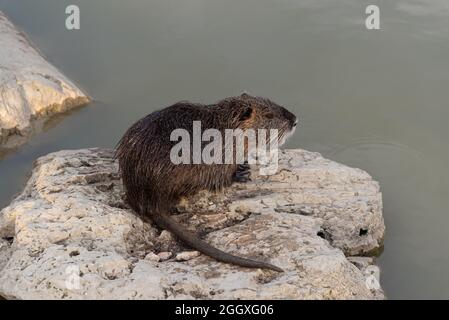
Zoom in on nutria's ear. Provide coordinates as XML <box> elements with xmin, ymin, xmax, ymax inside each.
<box><xmin>239</xmin><ymin>106</ymin><xmax>253</xmax><ymax>121</ymax></box>
<box><xmin>240</xmin><ymin>91</ymin><xmax>250</xmax><ymax>98</ymax></box>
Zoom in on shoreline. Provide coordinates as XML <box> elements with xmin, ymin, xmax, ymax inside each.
<box><xmin>0</xmin><ymin>11</ymin><xmax>90</xmax><ymax>151</ymax></box>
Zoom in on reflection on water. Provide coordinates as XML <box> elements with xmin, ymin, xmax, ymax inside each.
<box><xmin>329</xmin><ymin>137</ymin><xmax>426</xmax><ymax>160</ymax></box>
<box><xmin>0</xmin><ymin>104</ymin><xmax>89</xmax><ymax>160</ymax></box>
<box><xmin>397</xmin><ymin>0</ymin><xmax>449</xmax><ymax>17</ymax></box>
<box><xmin>0</xmin><ymin>0</ymin><xmax>448</xmax><ymax>299</ymax></box>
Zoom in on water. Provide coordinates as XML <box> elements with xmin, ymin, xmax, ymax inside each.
<box><xmin>0</xmin><ymin>0</ymin><xmax>448</xmax><ymax>299</ymax></box>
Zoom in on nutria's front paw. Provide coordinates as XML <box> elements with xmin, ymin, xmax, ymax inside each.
<box><xmin>233</xmin><ymin>163</ymin><xmax>251</xmax><ymax>183</ymax></box>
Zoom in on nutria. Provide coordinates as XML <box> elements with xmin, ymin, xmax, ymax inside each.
<box><xmin>116</xmin><ymin>94</ymin><xmax>297</xmax><ymax>272</ymax></box>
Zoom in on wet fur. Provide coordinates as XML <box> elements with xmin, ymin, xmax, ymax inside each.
<box><xmin>116</xmin><ymin>94</ymin><xmax>296</xmax><ymax>271</ymax></box>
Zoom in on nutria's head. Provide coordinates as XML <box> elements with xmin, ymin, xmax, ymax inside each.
<box><xmin>220</xmin><ymin>93</ymin><xmax>298</xmax><ymax>146</ymax></box>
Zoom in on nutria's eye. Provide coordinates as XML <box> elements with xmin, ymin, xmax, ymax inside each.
<box><xmin>240</xmin><ymin>107</ymin><xmax>253</xmax><ymax>121</ymax></box>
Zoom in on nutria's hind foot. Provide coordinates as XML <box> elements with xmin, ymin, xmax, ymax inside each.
<box><xmin>233</xmin><ymin>163</ymin><xmax>251</xmax><ymax>183</ymax></box>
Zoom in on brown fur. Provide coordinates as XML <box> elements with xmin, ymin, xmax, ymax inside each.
<box><xmin>116</xmin><ymin>94</ymin><xmax>297</xmax><ymax>271</ymax></box>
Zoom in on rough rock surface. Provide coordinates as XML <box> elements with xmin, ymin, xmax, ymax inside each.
<box><xmin>0</xmin><ymin>11</ymin><xmax>89</xmax><ymax>150</ymax></box>
<box><xmin>0</xmin><ymin>148</ymin><xmax>385</xmax><ymax>299</ymax></box>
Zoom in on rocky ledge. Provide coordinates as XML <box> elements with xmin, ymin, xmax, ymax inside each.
<box><xmin>0</xmin><ymin>12</ymin><xmax>89</xmax><ymax>151</ymax></box>
<box><xmin>0</xmin><ymin>148</ymin><xmax>385</xmax><ymax>299</ymax></box>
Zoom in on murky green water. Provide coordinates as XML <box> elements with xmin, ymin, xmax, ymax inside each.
<box><xmin>1</xmin><ymin>0</ymin><xmax>448</xmax><ymax>299</ymax></box>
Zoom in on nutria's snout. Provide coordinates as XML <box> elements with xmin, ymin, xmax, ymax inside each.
<box><xmin>292</xmin><ymin>117</ymin><xmax>299</xmax><ymax>129</ymax></box>
<box><xmin>280</xmin><ymin>107</ymin><xmax>297</xmax><ymax>130</ymax></box>
<box><xmin>287</xmin><ymin>114</ymin><xmax>298</xmax><ymax>133</ymax></box>
<box><xmin>283</xmin><ymin>114</ymin><xmax>298</xmax><ymax>145</ymax></box>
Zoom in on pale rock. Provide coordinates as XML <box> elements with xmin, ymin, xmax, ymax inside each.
<box><xmin>144</xmin><ymin>252</ymin><xmax>161</xmax><ymax>262</ymax></box>
<box><xmin>175</xmin><ymin>251</ymin><xmax>201</xmax><ymax>262</ymax></box>
<box><xmin>0</xmin><ymin>11</ymin><xmax>89</xmax><ymax>151</ymax></box>
<box><xmin>0</xmin><ymin>148</ymin><xmax>385</xmax><ymax>299</ymax></box>
<box><xmin>157</xmin><ymin>252</ymin><xmax>173</xmax><ymax>261</ymax></box>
